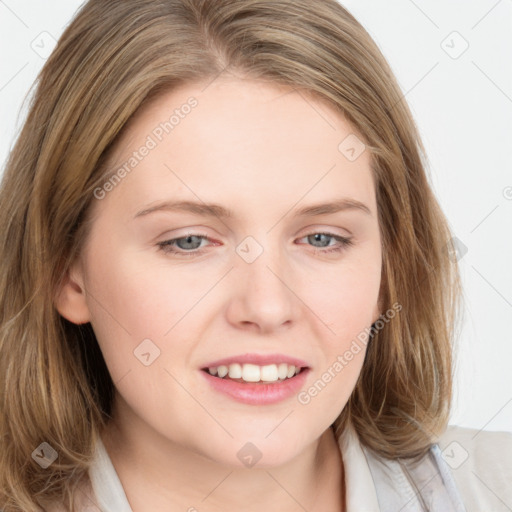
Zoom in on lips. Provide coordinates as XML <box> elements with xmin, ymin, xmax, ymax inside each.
<box><xmin>200</xmin><ymin>366</ymin><xmax>311</xmax><ymax>405</ymax></box>
<box><xmin>199</xmin><ymin>353</ymin><xmax>311</xmax><ymax>405</ymax></box>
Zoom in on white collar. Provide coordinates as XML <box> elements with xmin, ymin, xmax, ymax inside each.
<box><xmin>89</xmin><ymin>434</ymin><xmax>133</xmax><ymax>511</ymax></box>
<box><xmin>337</xmin><ymin>421</ymin><xmax>381</xmax><ymax>511</ymax></box>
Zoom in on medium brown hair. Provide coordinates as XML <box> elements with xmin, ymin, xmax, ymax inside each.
<box><xmin>0</xmin><ymin>0</ymin><xmax>463</xmax><ymax>509</ymax></box>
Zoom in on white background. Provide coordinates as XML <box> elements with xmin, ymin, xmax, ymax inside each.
<box><xmin>1</xmin><ymin>1</ymin><xmax>511</xmax><ymax>433</ymax></box>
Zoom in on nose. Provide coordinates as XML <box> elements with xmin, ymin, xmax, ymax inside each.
<box><xmin>225</xmin><ymin>238</ymin><xmax>298</xmax><ymax>334</ymax></box>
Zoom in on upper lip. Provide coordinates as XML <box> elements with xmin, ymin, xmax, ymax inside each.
<box><xmin>201</xmin><ymin>353</ymin><xmax>310</xmax><ymax>370</ymax></box>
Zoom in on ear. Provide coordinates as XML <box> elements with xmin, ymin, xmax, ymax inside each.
<box><xmin>54</xmin><ymin>261</ymin><xmax>91</xmax><ymax>324</ymax></box>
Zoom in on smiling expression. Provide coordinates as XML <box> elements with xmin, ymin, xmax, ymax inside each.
<box><xmin>59</xmin><ymin>76</ymin><xmax>382</xmax><ymax>467</ymax></box>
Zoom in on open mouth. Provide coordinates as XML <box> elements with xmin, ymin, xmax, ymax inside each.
<box><xmin>200</xmin><ymin>363</ymin><xmax>311</xmax><ymax>405</ymax></box>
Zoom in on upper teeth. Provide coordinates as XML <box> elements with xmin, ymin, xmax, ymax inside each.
<box><xmin>208</xmin><ymin>363</ymin><xmax>301</xmax><ymax>382</ymax></box>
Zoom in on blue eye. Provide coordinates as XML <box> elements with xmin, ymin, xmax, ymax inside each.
<box><xmin>157</xmin><ymin>232</ymin><xmax>353</xmax><ymax>257</ymax></box>
<box><xmin>157</xmin><ymin>234</ymin><xmax>210</xmax><ymax>257</ymax></box>
<box><xmin>301</xmin><ymin>232</ymin><xmax>354</xmax><ymax>253</ymax></box>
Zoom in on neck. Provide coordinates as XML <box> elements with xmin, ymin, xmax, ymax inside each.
<box><xmin>101</xmin><ymin>397</ymin><xmax>345</xmax><ymax>512</ymax></box>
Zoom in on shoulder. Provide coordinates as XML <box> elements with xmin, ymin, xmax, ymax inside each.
<box><xmin>437</xmin><ymin>424</ymin><xmax>512</xmax><ymax>512</ymax></box>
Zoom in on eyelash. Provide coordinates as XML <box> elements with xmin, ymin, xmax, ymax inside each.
<box><xmin>156</xmin><ymin>231</ymin><xmax>354</xmax><ymax>257</ymax></box>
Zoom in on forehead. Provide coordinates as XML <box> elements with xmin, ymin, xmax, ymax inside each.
<box><xmin>98</xmin><ymin>77</ymin><xmax>377</xmax><ymax>221</ymax></box>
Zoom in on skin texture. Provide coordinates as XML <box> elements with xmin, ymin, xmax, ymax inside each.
<box><xmin>56</xmin><ymin>75</ymin><xmax>382</xmax><ymax>511</ymax></box>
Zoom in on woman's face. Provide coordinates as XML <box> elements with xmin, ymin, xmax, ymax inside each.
<box><xmin>59</xmin><ymin>77</ymin><xmax>382</xmax><ymax>467</ymax></box>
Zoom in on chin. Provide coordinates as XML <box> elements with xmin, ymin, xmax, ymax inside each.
<box><xmin>202</xmin><ymin>434</ymin><xmax>307</xmax><ymax>470</ymax></box>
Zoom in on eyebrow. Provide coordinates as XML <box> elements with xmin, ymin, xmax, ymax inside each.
<box><xmin>134</xmin><ymin>198</ymin><xmax>372</xmax><ymax>219</ymax></box>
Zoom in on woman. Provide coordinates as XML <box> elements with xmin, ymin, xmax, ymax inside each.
<box><xmin>0</xmin><ymin>1</ymin><xmax>510</xmax><ymax>511</ymax></box>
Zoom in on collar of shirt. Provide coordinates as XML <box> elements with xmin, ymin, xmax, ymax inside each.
<box><xmin>88</xmin><ymin>422</ymin><xmax>471</xmax><ymax>512</ymax></box>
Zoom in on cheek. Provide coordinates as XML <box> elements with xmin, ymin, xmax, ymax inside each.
<box><xmin>82</xmin><ymin>240</ymin><xmax>221</xmax><ymax>390</ymax></box>
<box><xmin>295</xmin><ymin>265</ymin><xmax>379</xmax><ymax>420</ymax></box>
<box><xmin>305</xmin><ymin>256</ymin><xmax>381</xmax><ymax>338</ymax></box>
<box><xmin>299</xmin><ymin>254</ymin><xmax>380</xmax><ymax>386</ymax></box>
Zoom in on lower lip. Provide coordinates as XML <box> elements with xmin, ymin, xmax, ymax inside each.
<box><xmin>200</xmin><ymin>368</ymin><xmax>310</xmax><ymax>405</ymax></box>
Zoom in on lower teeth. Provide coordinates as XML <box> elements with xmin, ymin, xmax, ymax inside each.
<box><xmin>218</xmin><ymin>374</ymin><xmax>297</xmax><ymax>383</ymax></box>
